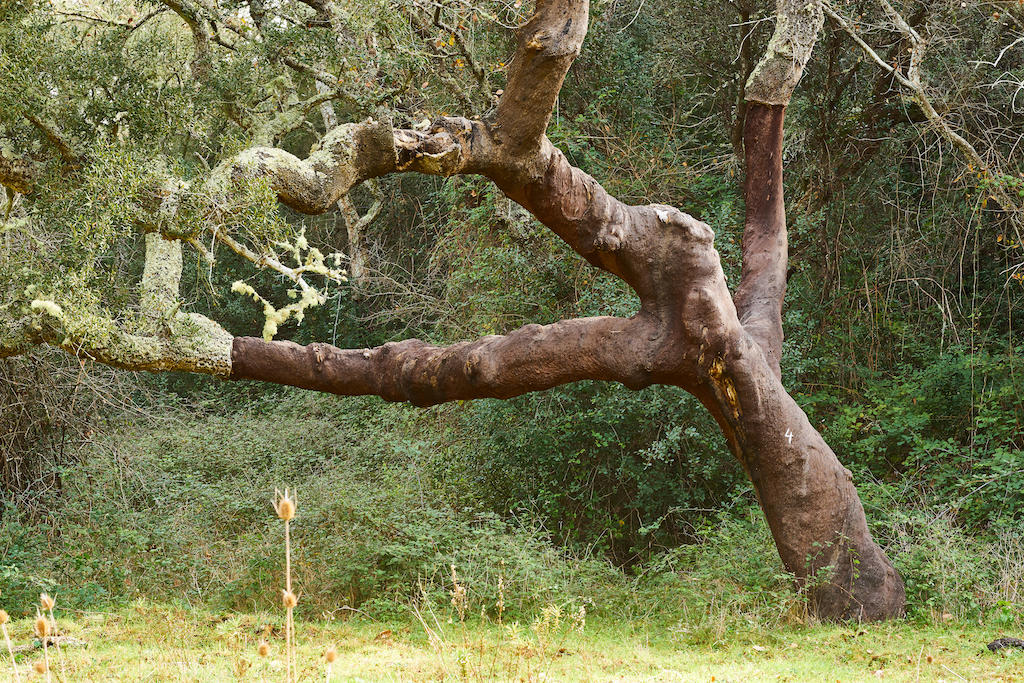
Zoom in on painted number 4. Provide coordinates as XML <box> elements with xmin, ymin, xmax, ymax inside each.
<box><xmin>785</xmin><ymin>428</ymin><xmax>794</xmax><ymax>445</ymax></box>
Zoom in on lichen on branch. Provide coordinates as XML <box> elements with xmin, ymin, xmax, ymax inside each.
<box><xmin>744</xmin><ymin>0</ymin><xmax>824</xmax><ymax>106</ymax></box>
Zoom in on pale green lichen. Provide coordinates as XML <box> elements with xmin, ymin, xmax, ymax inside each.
<box><xmin>30</xmin><ymin>299</ymin><xmax>63</xmax><ymax>317</ymax></box>
<box><xmin>139</xmin><ymin>233</ymin><xmax>183</xmax><ymax>331</ymax></box>
<box><xmin>745</xmin><ymin>0</ymin><xmax>824</xmax><ymax>105</ymax></box>
<box><xmin>232</xmin><ymin>279</ymin><xmax>324</xmax><ymax>341</ymax></box>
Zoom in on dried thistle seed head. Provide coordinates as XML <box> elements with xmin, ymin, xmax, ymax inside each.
<box><xmin>274</xmin><ymin>489</ymin><xmax>296</xmax><ymax>521</ymax></box>
<box><xmin>34</xmin><ymin>615</ymin><xmax>50</xmax><ymax>637</ymax></box>
<box><xmin>34</xmin><ymin>660</ymin><xmax>47</xmax><ymax>674</ymax></box>
<box><xmin>324</xmin><ymin>647</ymin><xmax>337</xmax><ymax>663</ymax></box>
<box><xmin>281</xmin><ymin>590</ymin><xmax>298</xmax><ymax>609</ymax></box>
<box><xmin>0</xmin><ymin>609</ymin><xmax>8</xmax><ymax>625</ymax></box>
<box><xmin>40</xmin><ymin>593</ymin><xmax>55</xmax><ymax>611</ymax></box>
<box><xmin>257</xmin><ymin>640</ymin><xmax>270</xmax><ymax>657</ymax></box>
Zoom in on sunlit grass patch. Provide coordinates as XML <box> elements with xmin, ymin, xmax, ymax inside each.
<box><xmin>0</xmin><ymin>602</ymin><xmax>1021</xmax><ymax>681</ymax></box>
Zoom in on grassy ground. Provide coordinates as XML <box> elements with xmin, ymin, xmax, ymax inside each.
<box><xmin>0</xmin><ymin>601</ymin><xmax>1022</xmax><ymax>681</ymax></box>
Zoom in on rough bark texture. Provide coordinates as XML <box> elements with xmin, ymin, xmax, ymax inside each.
<box><xmin>493</xmin><ymin>0</ymin><xmax>589</xmax><ymax>154</ymax></box>
<box><xmin>11</xmin><ymin>0</ymin><xmax>908</xmax><ymax>620</ymax></box>
<box><xmin>0</xmin><ymin>147</ymin><xmax>38</xmax><ymax>195</ymax></box>
<box><xmin>745</xmin><ymin>0</ymin><xmax>825</xmax><ymax>105</ymax></box>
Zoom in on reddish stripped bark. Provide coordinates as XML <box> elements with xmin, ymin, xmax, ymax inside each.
<box><xmin>734</xmin><ymin>104</ymin><xmax>787</xmax><ymax>378</ymax></box>
<box><xmin>697</xmin><ymin>332</ymin><xmax>905</xmax><ymax>620</ymax></box>
<box><xmin>232</xmin><ymin>316</ymin><xmax>657</xmax><ymax>406</ymax></box>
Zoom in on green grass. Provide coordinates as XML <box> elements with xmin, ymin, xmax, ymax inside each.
<box><xmin>1</xmin><ymin>601</ymin><xmax>1022</xmax><ymax>681</ymax></box>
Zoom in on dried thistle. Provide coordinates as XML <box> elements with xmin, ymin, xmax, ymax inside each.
<box><xmin>35</xmin><ymin>610</ymin><xmax>52</xmax><ymax>682</ymax></box>
<box><xmin>325</xmin><ymin>646</ymin><xmax>337</xmax><ymax>682</ymax></box>
<box><xmin>274</xmin><ymin>488</ymin><xmax>296</xmax><ymax>521</ymax></box>
<box><xmin>40</xmin><ymin>593</ymin><xmax>65</xmax><ymax>680</ymax></box>
<box><xmin>496</xmin><ymin>572</ymin><xmax>506</xmax><ymax>625</ymax></box>
<box><xmin>34</xmin><ymin>615</ymin><xmax>49</xmax><ymax>638</ymax></box>
<box><xmin>275</xmin><ymin>488</ymin><xmax>298</xmax><ymax>683</ymax></box>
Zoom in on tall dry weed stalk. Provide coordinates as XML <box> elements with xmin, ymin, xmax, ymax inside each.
<box><xmin>496</xmin><ymin>561</ymin><xmax>506</xmax><ymax>625</ymax></box>
<box><xmin>40</xmin><ymin>594</ymin><xmax>65</xmax><ymax>681</ymax></box>
<box><xmin>450</xmin><ymin>565</ymin><xmax>467</xmax><ymax>623</ymax></box>
<box><xmin>34</xmin><ymin>611</ymin><xmax>51</xmax><ymax>682</ymax></box>
<box><xmin>275</xmin><ymin>488</ymin><xmax>298</xmax><ymax>683</ymax></box>
<box><xmin>0</xmin><ymin>608</ymin><xmax>19</xmax><ymax>682</ymax></box>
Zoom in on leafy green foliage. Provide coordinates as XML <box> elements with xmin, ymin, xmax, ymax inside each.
<box><xmin>800</xmin><ymin>346</ymin><xmax>1024</xmax><ymax>530</ymax></box>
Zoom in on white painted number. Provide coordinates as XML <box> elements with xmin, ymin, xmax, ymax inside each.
<box><xmin>785</xmin><ymin>428</ymin><xmax>794</xmax><ymax>445</ymax></box>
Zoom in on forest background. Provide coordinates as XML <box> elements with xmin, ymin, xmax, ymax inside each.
<box><xmin>0</xmin><ymin>0</ymin><xmax>1023</xmax><ymax>675</ymax></box>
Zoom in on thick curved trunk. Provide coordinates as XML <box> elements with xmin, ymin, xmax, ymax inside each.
<box><xmin>723</xmin><ymin>96</ymin><xmax>905</xmax><ymax>619</ymax></box>
<box><xmin>699</xmin><ymin>332</ymin><xmax>905</xmax><ymax>620</ymax></box>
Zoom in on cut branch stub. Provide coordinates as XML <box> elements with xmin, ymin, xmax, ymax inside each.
<box><xmin>221</xmin><ymin>119</ymin><xmax>397</xmax><ymax>215</ymax></box>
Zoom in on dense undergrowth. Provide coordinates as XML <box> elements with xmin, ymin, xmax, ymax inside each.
<box><xmin>1</xmin><ymin>384</ymin><xmax>1022</xmax><ymax>637</ymax></box>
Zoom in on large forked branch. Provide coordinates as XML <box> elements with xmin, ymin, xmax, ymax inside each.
<box><xmin>221</xmin><ymin>0</ymin><xmax>724</xmax><ymax>399</ymax></box>
<box><xmin>7</xmin><ymin>0</ymin><xmax>908</xmax><ymax>622</ymax></box>
<box><xmin>13</xmin><ymin>0</ymin><xmax>755</xmax><ymax>398</ymax></box>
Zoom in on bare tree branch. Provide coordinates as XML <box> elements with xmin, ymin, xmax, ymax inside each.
<box><xmin>232</xmin><ymin>314</ymin><xmax>657</xmax><ymax>405</ymax></box>
<box><xmin>825</xmin><ymin>2</ymin><xmax>1023</xmax><ymax>242</ymax></box>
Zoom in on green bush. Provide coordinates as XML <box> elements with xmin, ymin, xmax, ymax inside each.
<box><xmin>811</xmin><ymin>346</ymin><xmax>1024</xmax><ymax>530</ymax></box>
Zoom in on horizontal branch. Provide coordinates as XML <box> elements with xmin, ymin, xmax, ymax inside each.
<box><xmin>20</xmin><ymin>301</ymin><xmax>232</xmax><ymax>375</ymax></box>
<box><xmin>215</xmin><ymin>117</ymin><xmax>486</xmax><ymax>215</ymax></box>
<box><xmin>206</xmin><ymin>111</ymin><xmax>719</xmax><ymax>313</ymax></box>
<box><xmin>231</xmin><ymin>315</ymin><xmax>659</xmax><ymax>405</ymax></box>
